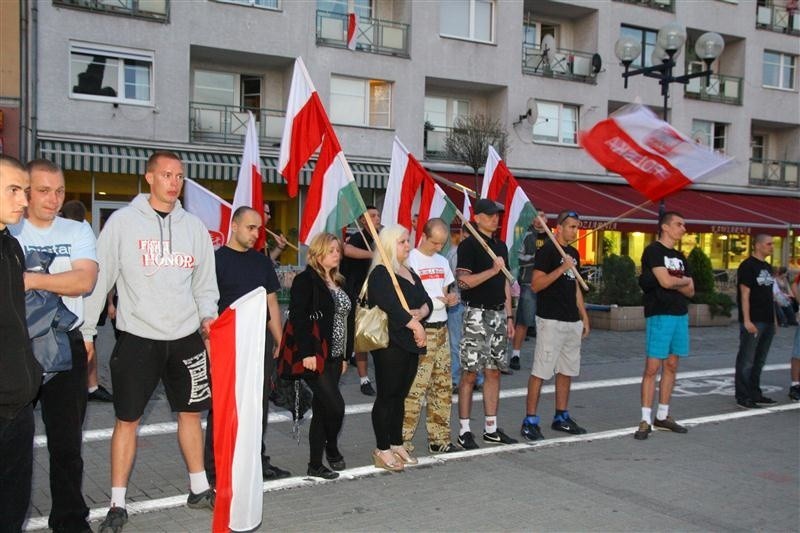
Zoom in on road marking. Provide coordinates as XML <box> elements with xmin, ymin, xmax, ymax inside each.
<box><xmin>23</xmin><ymin>402</ymin><xmax>800</xmax><ymax>531</ymax></box>
<box><xmin>33</xmin><ymin>364</ymin><xmax>790</xmax><ymax>448</ymax></box>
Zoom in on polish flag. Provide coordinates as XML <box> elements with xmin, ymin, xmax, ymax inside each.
<box><xmin>347</xmin><ymin>12</ymin><xmax>359</xmax><ymax>50</ymax></box>
<box><xmin>481</xmin><ymin>146</ymin><xmax>537</xmax><ymax>277</ymax></box>
<box><xmin>579</xmin><ymin>104</ymin><xmax>732</xmax><ymax>202</ymax></box>
<box><xmin>462</xmin><ymin>190</ymin><xmax>473</xmax><ymax>222</ymax></box>
<box><xmin>278</xmin><ymin>57</ymin><xmax>366</xmax><ymax>244</ymax></box>
<box><xmin>183</xmin><ymin>178</ymin><xmax>232</xmax><ymax>249</ymax></box>
<box><xmin>209</xmin><ymin>287</ymin><xmax>266</xmax><ymax>533</ymax></box>
<box><xmin>231</xmin><ymin>111</ymin><xmax>266</xmax><ymax>250</ymax></box>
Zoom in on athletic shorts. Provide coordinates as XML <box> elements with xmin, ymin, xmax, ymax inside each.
<box><xmin>515</xmin><ymin>285</ymin><xmax>537</xmax><ymax>327</ymax></box>
<box><xmin>532</xmin><ymin>317</ymin><xmax>583</xmax><ymax>379</ymax></box>
<box><xmin>645</xmin><ymin>314</ymin><xmax>689</xmax><ymax>359</ymax></box>
<box><xmin>459</xmin><ymin>307</ymin><xmax>508</xmax><ymax>372</ymax></box>
<box><xmin>110</xmin><ymin>331</ymin><xmax>211</xmax><ymax>421</ymax></box>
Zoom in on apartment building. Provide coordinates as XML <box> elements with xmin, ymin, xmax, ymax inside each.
<box><xmin>20</xmin><ymin>0</ymin><xmax>800</xmax><ymax>267</ymax></box>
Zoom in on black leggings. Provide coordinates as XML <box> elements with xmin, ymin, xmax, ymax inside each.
<box><xmin>371</xmin><ymin>344</ymin><xmax>419</xmax><ymax>450</ymax></box>
<box><xmin>305</xmin><ymin>357</ymin><xmax>345</xmax><ymax>467</ymax></box>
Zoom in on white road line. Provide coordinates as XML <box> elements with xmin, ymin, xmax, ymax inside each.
<box><xmin>33</xmin><ymin>364</ymin><xmax>790</xmax><ymax>448</ymax></box>
<box><xmin>23</xmin><ymin>401</ymin><xmax>800</xmax><ymax>531</ymax></box>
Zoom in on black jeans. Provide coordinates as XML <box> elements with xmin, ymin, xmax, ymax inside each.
<box><xmin>735</xmin><ymin>322</ymin><xmax>775</xmax><ymax>402</ymax></box>
<box><xmin>371</xmin><ymin>344</ymin><xmax>419</xmax><ymax>450</ymax></box>
<box><xmin>0</xmin><ymin>404</ymin><xmax>35</xmax><ymax>533</ymax></box>
<box><xmin>39</xmin><ymin>330</ymin><xmax>89</xmax><ymax>530</ymax></box>
<box><xmin>305</xmin><ymin>357</ymin><xmax>345</xmax><ymax>466</ymax></box>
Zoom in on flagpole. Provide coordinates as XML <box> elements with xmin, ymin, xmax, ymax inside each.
<box><xmin>450</xmin><ymin>204</ymin><xmax>515</xmax><ymax>284</ymax></box>
<box><xmin>353</xmin><ymin>220</ymin><xmax>373</xmax><ymax>253</ymax></box>
<box><xmin>265</xmin><ymin>227</ymin><xmax>299</xmax><ymax>252</ymax></box>
<box><xmin>534</xmin><ymin>213</ymin><xmax>590</xmax><ymax>292</ymax></box>
<box><xmin>567</xmin><ymin>199</ymin><xmax>653</xmax><ymax>246</ymax></box>
<box><xmin>429</xmin><ymin>171</ymin><xmax>478</xmax><ymax>198</ymax></box>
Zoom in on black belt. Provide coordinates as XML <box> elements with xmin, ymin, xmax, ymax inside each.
<box><xmin>465</xmin><ymin>303</ymin><xmax>505</xmax><ymax>311</ymax></box>
<box><xmin>424</xmin><ymin>321</ymin><xmax>447</xmax><ymax>329</ymax></box>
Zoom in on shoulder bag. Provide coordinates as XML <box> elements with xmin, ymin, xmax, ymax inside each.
<box><xmin>354</xmin><ymin>276</ymin><xmax>389</xmax><ymax>353</ymax></box>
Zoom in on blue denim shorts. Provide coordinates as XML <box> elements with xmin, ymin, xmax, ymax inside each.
<box><xmin>515</xmin><ymin>285</ymin><xmax>537</xmax><ymax>327</ymax></box>
<box><xmin>645</xmin><ymin>314</ymin><xmax>689</xmax><ymax>359</ymax></box>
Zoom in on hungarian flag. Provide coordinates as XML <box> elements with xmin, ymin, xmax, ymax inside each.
<box><xmin>347</xmin><ymin>12</ymin><xmax>359</xmax><ymax>50</ymax></box>
<box><xmin>209</xmin><ymin>287</ymin><xmax>267</xmax><ymax>533</ymax></box>
<box><xmin>278</xmin><ymin>57</ymin><xmax>366</xmax><ymax>244</ymax></box>
<box><xmin>383</xmin><ymin>137</ymin><xmax>457</xmax><ymax>245</ymax></box>
<box><xmin>231</xmin><ymin>111</ymin><xmax>266</xmax><ymax>250</ymax></box>
<box><xmin>579</xmin><ymin>104</ymin><xmax>732</xmax><ymax>202</ymax></box>
<box><xmin>183</xmin><ymin>178</ymin><xmax>232</xmax><ymax>249</ymax></box>
<box><xmin>481</xmin><ymin>146</ymin><xmax>537</xmax><ymax>278</ymax></box>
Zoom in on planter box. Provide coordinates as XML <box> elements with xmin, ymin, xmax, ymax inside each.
<box><xmin>587</xmin><ymin>305</ymin><xmax>645</xmax><ymax>331</ymax></box>
<box><xmin>688</xmin><ymin>303</ymin><xmax>733</xmax><ymax>327</ymax></box>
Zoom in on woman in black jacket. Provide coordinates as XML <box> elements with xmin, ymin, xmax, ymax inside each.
<box><xmin>366</xmin><ymin>225</ymin><xmax>432</xmax><ymax>471</ymax></box>
<box><xmin>288</xmin><ymin>232</ymin><xmax>355</xmax><ymax>479</ymax></box>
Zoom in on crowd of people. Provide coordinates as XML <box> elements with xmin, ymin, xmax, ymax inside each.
<box><xmin>2</xmin><ymin>152</ymin><xmax>799</xmax><ymax>533</ymax></box>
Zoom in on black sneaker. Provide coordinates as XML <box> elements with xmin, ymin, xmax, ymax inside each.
<box><xmin>653</xmin><ymin>416</ymin><xmax>688</xmax><ymax>434</ymax></box>
<box><xmin>754</xmin><ymin>396</ymin><xmax>777</xmax><ymax>405</ymax></box>
<box><xmin>473</xmin><ymin>382</ymin><xmax>483</xmax><ymax>393</ymax></box>
<box><xmin>360</xmin><ymin>381</ymin><xmax>376</xmax><ymax>396</ymax></box>
<box><xmin>551</xmin><ymin>414</ymin><xmax>587</xmax><ymax>435</ymax></box>
<box><xmin>186</xmin><ymin>488</ymin><xmax>215</xmax><ymax>510</ymax></box>
<box><xmin>633</xmin><ymin>421</ymin><xmax>652</xmax><ymax>440</ymax></box>
<box><xmin>307</xmin><ymin>463</ymin><xmax>339</xmax><ymax>480</ymax></box>
<box><xmin>428</xmin><ymin>442</ymin><xmax>460</xmax><ymax>454</ymax></box>
<box><xmin>98</xmin><ymin>507</ymin><xmax>128</xmax><ymax>533</ymax></box>
<box><xmin>500</xmin><ymin>367</ymin><xmax>514</xmax><ymax>376</ymax></box>
<box><xmin>326</xmin><ymin>453</ymin><xmax>346</xmax><ymax>471</ymax></box>
<box><xmin>509</xmin><ymin>356</ymin><xmax>521</xmax><ymax>370</ymax></box>
<box><xmin>520</xmin><ymin>421</ymin><xmax>544</xmax><ymax>441</ymax></box>
<box><xmin>736</xmin><ymin>399</ymin><xmax>762</xmax><ymax>409</ymax></box>
<box><xmin>88</xmin><ymin>385</ymin><xmax>114</xmax><ymax>402</ymax></box>
<box><xmin>262</xmin><ymin>458</ymin><xmax>291</xmax><ymax>480</ymax></box>
<box><xmin>457</xmin><ymin>431</ymin><xmax>479</xmax><ymax>450</ymax></box>
<box><xmin>790</xmin><ymin>385</ymin><xmax>800</xmax><ymax>402</ymax></box>
<box><xmin>483</xmin><ymin>428</ymin><xmax>519</xmax><ymax>445</ymax></box>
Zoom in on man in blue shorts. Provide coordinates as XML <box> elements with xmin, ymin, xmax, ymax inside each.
<box><xmin>634</xmin><ymin>211</ymin><xmax>694</xmax><ymax>440</ymax></box>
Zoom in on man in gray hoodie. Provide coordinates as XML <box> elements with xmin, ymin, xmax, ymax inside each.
<box><xmin>82</xmin><ymin>152</ymin><xmax>219</xmax><ymax>533</ymax></box>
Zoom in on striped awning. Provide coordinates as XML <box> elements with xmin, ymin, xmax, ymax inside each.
<box><xmin>37</xmin><ymin>140</ymin><xmax>389</xmax><ymax>189</ymax></box>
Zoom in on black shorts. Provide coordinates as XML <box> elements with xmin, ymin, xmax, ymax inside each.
<box><xmin>110</xmin><ymin>331</ymin><xmax>211</xmax><ymax>421</ymax></box>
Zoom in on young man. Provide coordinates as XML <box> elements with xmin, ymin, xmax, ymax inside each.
<box><xmin>204</xmin><ymin>206</ymin><xmax>290</xmax><ymax>481</ymax></box>
<box><xmin>0</xmin><ymin>156</ymin><xmax>42</xmax><ymax>533</ymax></box>
<box><xmin>403</xmin><ymin>218</ymin><xmax>459</xmax><ymax>454</ymax></box>
<box><xmin>735</xmin><ymin>234</ymin><xmax>777</xmax><ymax>409</ymax></box>
<box><xmin>520</xmin><ymin>211</ymin><xmax>590</xmax><ymax>441</ymax></box>
<box><xmin>12</xmin><ymin>159</ymin><xmax>98</xmax><ymax>532</ymax></box>
<box><xmin>455</xmin><ymin>199</ymin><xmax>518</xmax><ymax>449</ymax></box>
<box><xmin>510</xmin><ymin>211</ymin><xmax>546</xmax><ymax>370</ymax></box>
<box><xmin>82</xmin><ymin>152</ymin><xmax>219</xmax><ymax>532</ymax></box>
<box><xmin>634</xmin><ymin>211</ymin><xmax>694</xmax><ymax>440</ymax></box>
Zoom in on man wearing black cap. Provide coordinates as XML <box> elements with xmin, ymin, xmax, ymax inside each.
<box><xmin>454</xmin><ymin>199</ymin><xmax>518</xmax><ymax>449</ymax></box>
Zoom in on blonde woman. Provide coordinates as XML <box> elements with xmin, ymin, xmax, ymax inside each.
<box><xmin>366</xmin><ymin>225</ymin><xmax>432</xmax><ymax>471</ymax></box>
<box><xmin>288</xmin><ymin>233</ymin><xmax>355</xmax><ymax>479</ymax></box>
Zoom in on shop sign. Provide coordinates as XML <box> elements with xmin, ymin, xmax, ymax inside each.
<box><xmin>710</xmin><ymin>225</ymin><xmax>751</xmax><ymax>235</ymax></box>
<box><xmin>582</xmin><ymin>219</ymin><xmax>618</xmax><ymax>230</ymax></box>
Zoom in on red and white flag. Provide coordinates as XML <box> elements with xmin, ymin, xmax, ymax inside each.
<box><xmin>183</xmin><ymin>178</ymin><xmax>232</xmax><ymax>249</ymax></box>
<box><xmin>278</xmin><ymin>57</ymin><xmax>366</xmax><ymax>244</ymax></box>
<box><xmin>462</xmin><ymin>190</ymin><xmax>473</xmax><ymax>222</ymax></box>
<box><xmin>231</xmin><ymin>112</ymin><xmax>266</xmax><ymax>250</ymax></box>
<box><xmin>579</xmin><ymin>104</ymin><xmax>732</xmax><ymax>202</ymax></box>
<box><xmin>209</xmin><ymin>287</ymin><xmax>267</xmax><ymax>533</ymax></box>
<box><xmin>347</xmin><ymin>12</ymin><xmax>359</xmax><ymax>50</ymax></box>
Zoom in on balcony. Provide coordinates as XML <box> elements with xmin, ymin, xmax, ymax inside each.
<box><xmin>749</xmin><ymin>159</ymin><xmax>800</xmax><ymax>188</ymax></box>
<box><xmin>522</xmin><ymin>43</ymin><xmax>598</xmax><ymax>84</ymax></box>
<box><xmin>685</xmin><ymin>73</ymin><xmax>743</xmax><ymax>105</ymax></box>
<box><xmin>756</xmin><ymin>3</ymin><xmax>800</xmax><ymax>35</ymax></box>
<box><xmin>53</xmin><ymin>0</ymin><xmax>169</xmax><ymax>21</ymax></box>
<box><xmin>189</xmin><ymin>102</ymin><xmax>285</xmax><ymax>146</ymax></box>
<box><xmin>316</xmin><ymin>10</ymin><xmax>409</xmax><ymax>58</ymax></box>
<box><xmin>611</xmin><ymin>0</ymin><xmax>673</xmax><ymax>12</ymax></box>
<box><xmin>423</xmin><ymin>124</ymin><xmax>452</xmax><ymax>161</ymax></box>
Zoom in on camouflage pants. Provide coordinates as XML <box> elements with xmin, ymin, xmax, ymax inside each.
<box><xmin>402</xmin><ymin>326</ymin><xmax>452</xmax><ymax>448</ymax></box>
<box><xmin>459</xmin><ymin>307</ymin><xmax>508</xmax><ymax>372</ymax></box>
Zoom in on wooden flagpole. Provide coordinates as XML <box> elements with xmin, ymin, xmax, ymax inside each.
<box><xmin>265</xmin><ymin>227</ymin><xmax>299</xmax><ymax>252</ymax></box>
<box><xmin>567</xmin><ymin>199</ymin><xmax>653</xmax><ymax>246</ymax></box>
<box><xmin>536</xmin><ymin>213</ymin><xmax>589</xmax><ymax>292</ymax></box>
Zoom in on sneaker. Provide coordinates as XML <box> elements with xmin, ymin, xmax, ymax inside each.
<box><xmin>307</xmin><ymin>463</ymin><xmax>339</xmax><ymax>480</ymax></box>
<box><xmin>633</xmin><ymin>421</ymin><xmax>652</xmax><ymax>440</ymax></box>
<box><xmin>653</xmin><ymin>415</ymin><xmax>688</xmax><ymax>434</ymax></box>
<box><xmin>483</xmin><ymin>428</ymin><xmax>519</xmax><ymax>445</ymax></box>
<box><xmin>98</xmin><ymin>507</ymin><xmax>128</xmax><ymax>533</ymax></box>
<box><xmin>754</xmin><ymin>396</ymin><xmax>777</xmax><ymax>405</ymax></box>
<box><xmin>551</xmin><ymin>414</ymin><xmax>587</xmax><ymax>435</ymax></box>
<box><xmin>262</xmin><ymin>457</ymin><xmax>291</xmax><ymax>480</ymax></box>
<box><xmin>500</xmin><ymin>367</ymin><xmax>514</xmax><ymax>375</ymax></box>
<box><xmin>326</xmin><ymin>453</ymin><xmax>346</xmax><ymax>471</ymax></box>
<box><xmin>457</xmin><ymin>431</ymin><xmax>479</xmax><ymax>450</ymax></box>
<box><xmin>428</xmin><ymin>442</ymin><xmax>459</xmax><ymax>454</ymax></box>
<box><xmin>88</xmin><ymin>385</ymin><xmax>114</xmax><ymax>402</ymax></box>
<box><xmin>360</xmin><ymin>381</ymin><xmax>376</xmax><ymax>396</ymax></box>
<box><xmin>736</xmin><ymin>399</ymin><xmax>762</xmax><ymax>409</ymax></box>
<box><xmin>473</xmin><ymin>382</ymin><xmax>483</xmax><ymax>393</ymax></box>
<box><xmin>186</xmin><ymin>488</ymin><xmax>215</xmax><ymax>510</ymax></box>
<box><xmin>509</xmin><ymin>356</ymin><xmax>521</xmax><ymax>371</ymax></box>
<box><xmin>520</xmin><ymin>421</ymin><xmax>544</xmax><ymax>441</ymax></box>
<box><xmin>789</xmin><ymin>385</ymin><xmax>800</xmax><ymax>402</ymax></box>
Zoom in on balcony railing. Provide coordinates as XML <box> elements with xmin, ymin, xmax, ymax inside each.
<box><xmin>54</xmin><ymin>0</ymin><xmax>169</xmax><ymax>21</ymax></box>
<box><xmin>522</xmin><ymin>43</ymin><xmax>598</xmax><ymax>84</ymax></box>
<box><xmin>684</xmin><ymin>73</ymin><xmax>743</xmax><ymax>105</ymax></box>
<box><xmin>316</xmin><ymin>10</ymin><xmax>409</xmax><ymax>57</ymax></box>
<box><xmin>423</xmin><ymin>125</ymin><xmax>452</xmax><ymax>160</ymax></box>
<box><xmin>749</xmin><ymin>159</ymin><xmax>800</xmax><ymax>188</ymax></box>
<box><xmin>612</xmin><ymin>0</ymin><xmax>674</xmax><ymax>12</ymax></box>
<box><xmin>189</xmin><ymin>102</ymin><xmax>285</xmax><ymax>146</ymax></box>
<box><xmin>756</xmin><ymin>4</ymin><xmax>800</xmax><ymax>35</ymax></box>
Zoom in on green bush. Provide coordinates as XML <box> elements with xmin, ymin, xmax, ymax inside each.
<box><xmin>591</xmin><ymin>254</ymin><xmax>642</xmax><ymax>306</ymax></box>
<box><xmin>687</xmin><ymin>247</ymin><xmax>732</xmax><ymax>317</ymax></box>
<box><xmin>692</xmin><ymin>290</ymin><xmax>734</xmax><ymax>318</ymax></box>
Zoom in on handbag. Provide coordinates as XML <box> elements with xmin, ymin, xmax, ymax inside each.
<box><xmin>354</xmin><ymin>278</ymin><xmax>389</xmax><ymax>353</ymax></box>
<box><xmin>276</xmin><ymin>279</ymin><xmax>327</xmax><ymax>381</ymax></box>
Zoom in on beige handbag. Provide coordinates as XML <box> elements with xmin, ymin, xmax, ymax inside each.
<box><xmin>354</xmin><ymin>279</ymin><xmax>389</xmax><ymax>353</ymax></box>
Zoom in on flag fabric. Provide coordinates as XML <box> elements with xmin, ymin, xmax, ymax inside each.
<box><xmin>347</xmin><ymin>12</ymin><xmax>359</xmax><ymax>50</ymax></box>
<box><xmin>209</xmin><ymin>287</ymin><xmax>267</xmax><ymax>533</ymax></box>
<box><xmin>481</xmin><ymin>146</ymin><xmax>537</xmax><ymax>277</ymax></box>
<box><xmin>183</xmin><ymin>178</ymin><xmax>232</xmax><ymax>249</ymax></box>
<box><xmin>461</xmin><ymin>190</ymin><xmax>473</xmax><ymax>222</ymax></box>
<box><xmin>231</xmin><ymin>111</ymin><xmax>266</xmax><ymax>250</ymax></box>
<box><xmin>278</xmin><ymin>57</ymin><xmax>366</xmax><ymax>244</ymax></box>
<box><xmin>579</xmin><ymin>104</ymin><xmax>732</xmax><ymax>202</ymax></box>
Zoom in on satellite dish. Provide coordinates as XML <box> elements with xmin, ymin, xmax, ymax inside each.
<box><xmin>591</xmin><ymin>53</ymin><xmax>603</xmax><ymax>74</ymax></box>
<box><xmin>526</xmin><ymin>97</ymin><xmax>538</xmax><ymax>125</ymax></box>
<box><xmin>691</xmin><ymin>130</ymin><xmax>709</xmax><ymax>145</ymax></box>
<box><xmin>541</xmin><ymin>34</ymin><xmax>556</xmax><ymax>55</ymax></box>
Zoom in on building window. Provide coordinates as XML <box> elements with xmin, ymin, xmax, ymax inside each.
<box><xmin>692</xmin><ymin>120</ymin><xmax>727</xmax><ymax>153</ymax></box>
<box><xmin>318</xmin><ymin>0</ymin><xmax>371</xmax><ymax>17</ymax></box>
<box><xmin>424</xmin><ymin>97</ymin><xmax>470</xmax><ymax>129</ymax></box>
<box><xmin>533</xmin><ymin>101</ymin><xmax>578</xmax><ymax>146</ymax></box>
<box><xmin>54</xmin><ymin>0</ymin><xmax>169</xmax><ymax>21</ymax></box>
<box><xmin>215</xmin><ymin>0</ymin><xmax>278</xmax><ymax>8</ymax></box>
<box><xmin>330</xmin><ymin>76</ymin><xmax>392</xmax><ymax>128</ymax></box>
<box><xmin>620</xmin><ymin>25</ymin><xmax>657</xmax><ymax>68</ymax></box>
<box><xmin>439</xmin><ymin>0</ymin><xmax>494</xmax><ymax>43</ymax></box>
<box><xmin>763</xmin><ymin>50</ymin><xmax>796</xmax><ymax>90</ymax></box>
<box><xmin>70</xmin><ymin>43</ymin><xmax>153</xmax><ymax>105</ymax></box>
<box><xmin>751</xmin><ymin>134</ymin><xmax>766</xmax><ymax>160</ymax></box>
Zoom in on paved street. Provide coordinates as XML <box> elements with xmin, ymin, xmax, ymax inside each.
<box><xmin>26</xmin><ymin>322</ymin><xmax>799</xmax><ymax>532</ymax></box>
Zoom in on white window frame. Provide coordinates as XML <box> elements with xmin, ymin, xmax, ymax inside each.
<box><xmin>620</xmin><ymin>25</ymin><xmax>658</xmax><ymax>68</ymax></box>
<box><xmin>762</xmin><ymin>50</ymin><xmax>796</xmax><ymax>90</ymax></box>
<box><xmin>330</xmin><ymin>75</ymin><xmax>392</xmax><ymax>129</ymax></box>
<box><xmin>214</xmin><ymin>0</ymin><xmax>280</xmax><ymax>10</ymax></box>
<box><xmin>424</xmin><ymin>96</ymin><xmax>470</xmax><ymax>128</ymax></box>
<box><xmin>439</xmin><ymin>0</ymin><xmax>495</xmax><ymax>44</ymax></box>
<box><xmin>532</xmin><ymin>101</ymin><xmax>579</xmax><ymax>147</ymax></box>
<box><xmin>692</xmin><ymin>119</ymin><xmax>728</xmax><ymax>153</ymax></box>
<box><xmin>69</xmin><ymin>42</ymin><xmax>154</xmax><ymax>106</ymax></box>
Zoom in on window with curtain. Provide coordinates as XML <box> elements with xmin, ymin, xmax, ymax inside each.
<box><xmin>330</xmin><ymin>75</ymin><xmax>392</xmax><ymax>128</ymax></box>
<box><xmin>533</xmin><ymin>101</ymin><xmax>578</xmax><ymax>146</ymax></box>
<box><xmin>439</xmin><ymin>0</ymin><xmax>494</xmax><ymax>43</ymax></box>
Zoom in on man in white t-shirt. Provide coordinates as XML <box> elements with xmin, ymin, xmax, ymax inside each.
<box><xmin>402</xmin><ymin>218</ymin><xmax>460</xmax><ymax>454</ymax></box>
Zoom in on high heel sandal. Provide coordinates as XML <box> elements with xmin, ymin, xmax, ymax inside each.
<box><xmin>373</xmin><ymin>449</ymin><xmax>404</xmax><ymax>472</ymax></box>
<box><xmin>391</xmin><ymin>446</ymin><xmax>418</xmax><ymax>465</ymax></box>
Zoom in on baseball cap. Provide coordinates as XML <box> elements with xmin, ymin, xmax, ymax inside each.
<box><xmin>474</xmin><ymin>199</ymin><xmax>504</xmax><ymax>215</ymax></box>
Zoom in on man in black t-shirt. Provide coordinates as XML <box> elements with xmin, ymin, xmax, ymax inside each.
<box><xmin>520</xmin><ymin>211</ymin><xmax>590</xmax><ymax>441</ymax></box>
<box><xmin>204</xmin><ymin>206</ymin><xmax>291</xmax><ymax>482</ymax></box>
<box><xmin>735</xmin><ymin>234</ymin><xmax>777</xmax><ymax>409</ymax></box>
<box><xmin>455</xmin><ymin>199</ymin><xmax>518</xmax><ymax>449</ymax></box>
<box><xmin>633</xmin><ymin>212</ymin><xmax>694</xmax><ymax>441</ymax></box>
